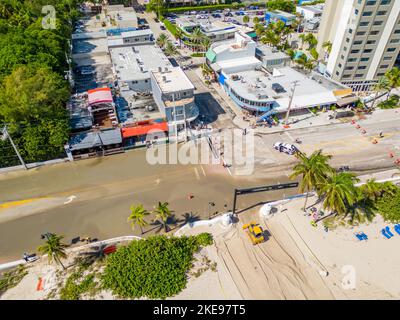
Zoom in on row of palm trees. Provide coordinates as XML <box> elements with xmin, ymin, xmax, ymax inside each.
<box><xmin>156</xmin><ymin>33</ymin><xmax>179</xmax><ymax>57</ymax></box>
<box><xmin>34</xmin><ymin>201</ymin><xmax>175</xmax><ymax>271</ymax></box>
<box><xmin>290</xmin><ymin>150</ymin><xmax>397</xmax><ymax>224</ymax></box>
<box><xmin>128</xmin><ymin>201</ymin><xmax>173</xmax><ymax>234</ymax></box>
<box><xmin>370</xmin><ymin>67</ymin><xmax>400</xmax><ymax>109</ymax></box>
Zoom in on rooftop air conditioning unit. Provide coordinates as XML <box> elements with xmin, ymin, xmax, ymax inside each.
<box><xmin>164</xmin><ymin>67</ymin><xmax>168</xmax><ymax>72</ymax></box>
<box><xmin>158</xmin><ymin>66</ymin><xmax>162</xmax><ymax>72</ymax></box>
<box><xmin>162</xmin><ymin>75</ymin><xmax>167</xmax><ymax>82</ymax></box>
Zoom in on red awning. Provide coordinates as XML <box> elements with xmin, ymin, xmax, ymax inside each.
<box><xmin>122</xmin><ymin>122</ymin><xmax>169</xmax><ymax>138</ymax></box>
<box><xmin>87</xmin><ymin>87</ymin><xmax>113</xmax><ymax>105</ymax></box>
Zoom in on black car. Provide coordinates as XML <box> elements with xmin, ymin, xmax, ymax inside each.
<box><xmin>154</xmin><ymin>18</ymin><xmax>159</xmax><ymax>22</ymax></box>
<box><xmin>160</xmin><ymin>25</ymin><xmax>166</xmax><ymax>30</ymax></box>
<box><xmin>272</xmin><ymin>83</ymin><xmax>286</xmax><ymax>93</ymax></box>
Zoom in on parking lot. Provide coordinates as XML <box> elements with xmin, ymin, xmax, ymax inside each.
<box><xmin>165</xmin><ymin>7</ymin><xmax>267</xmax><ymax>29</ymax></box>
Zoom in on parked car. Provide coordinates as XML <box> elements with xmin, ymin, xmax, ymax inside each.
<box><xmin>160</xmin><ymin>25</ymin><xmax>166</xmax><ymax>30</ymax></box>
<box><xmin>154</xmin><ymin>17</ymin><xmax>159</xmax><ymax>22</ymax></box>
<box><xmin>257</xmin><ymin>11</ymin><xmax>264</xmax><ymax>16</ymax></box>
<box><xmin>273</xmin><ymin>142</ymin><xmax>298</xmax><ymax>155</ymax></box>
<box><xmin>225</xmin><ymin>12</ymin><xmax>233</xmax><ymax>17</ymax></box>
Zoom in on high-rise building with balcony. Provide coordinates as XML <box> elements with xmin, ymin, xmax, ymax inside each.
<box><xmin>317</xmin><ymin>0</ymin><xmax>400</xmax><ymax>91</ymax></box>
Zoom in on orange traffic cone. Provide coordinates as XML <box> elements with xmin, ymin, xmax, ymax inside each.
<box><xmin>188</xmin><ymin>193</ymin><xmax>194</xmax><ymax>200</ymax></box>
<box><xmin>389</xmin><ymin>152</ymin><xmax>394</xmax><ymax>158</ymax></box>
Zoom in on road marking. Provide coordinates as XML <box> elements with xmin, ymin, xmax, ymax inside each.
<box><xmin>194</xmin><ymin>167</ymin><xmax>200</xmax><ymax>180</ymax></box>
<box><xmin>200</xmin><ymin>165</ymin><xmax>206</xmax><ymax>177</ymax></box>
<box><xmin>0</xmin><ymin>198</ymin><xmax>45</xmax><ymax>210</ymax></box>
<box><xmin>64</xmin><ymin>195</ymin><xmax>77</xmax><ymax>205</ymax></box>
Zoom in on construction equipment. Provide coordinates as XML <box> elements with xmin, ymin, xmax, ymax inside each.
<box><xmin>242</xmin><ymin>222</ymin><xmax>265</xmax><ymax>245</ymax></box>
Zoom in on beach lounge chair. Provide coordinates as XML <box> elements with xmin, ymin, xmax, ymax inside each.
<box><xmin>381</xmin><ymin>229</ymin><xmax>392</xmax><ymax>239</ymax></box>
<box><xmin>385</xmin><ymin>226</ymin><xmax>395</xmax><ymax>237</ymax></box>
<box><xmin>355</xmin><ymin>233</ymin><xmax>364</xmax><ymax>241</ymax></box>
<box><xmin>394</xmin><ymin>224</ymin><xmax>400</xmax><ymax>236</ymax></box>
<box><xmin>360</xmin><ymin>232</ymin><xmax>368</xmax><ymax>240</ymax></box>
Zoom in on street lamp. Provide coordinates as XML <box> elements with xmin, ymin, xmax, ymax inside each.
<box><xmin>284</xmin><ymin>80</ymin><xmax>300</xmax><ymax>126</ymax></box>
<box><xmin>41</xmin><ymin>232</ymin><xmax>54</xmax><ymax>240</ymax></box>
<box><xmin>208</xmin><ymin>202</ymin><xmax>215</xmax><ymax>220</ymax></box>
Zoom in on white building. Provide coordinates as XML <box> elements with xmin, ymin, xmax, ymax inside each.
<box><xmin>317</xmin><ymin>0</ymin><xmax>400</xmax><ymax>91</ymax></box>
<box><xmin>207</xmin><ymin>33</ymin><xmax>354</xmax><ymax>119</ymax></box>
<box><xmin>110</xmin><ymin>44</ymin><xmax>171</xmax><ymax>92</ymax></box>
<box><xmin>107</xmin><ymin>29</ymin><xmax>154</xmax><ymax>48</ymax></box>
<box><xmin>296</xmin><ymin>5</ymin><xmax>324</xmax><ymax>20</ymax></box>
<box><xmin>151</xmin><ymin>67</ymin><xmax>199</xmax><ymax>128</ymax></box>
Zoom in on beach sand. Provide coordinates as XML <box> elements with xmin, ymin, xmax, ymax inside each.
<box><xmin>3</xmin><ymin>196</ymin><xmax>399</xmax><ymax>300</ymax></box>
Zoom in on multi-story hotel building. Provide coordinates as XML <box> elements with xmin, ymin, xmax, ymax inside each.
<box><xmin>317</xmin><ymin>0</ymin><xmax>400</xmax><ymax>91</ymax></box>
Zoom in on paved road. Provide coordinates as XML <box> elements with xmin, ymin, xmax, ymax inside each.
<box><xmin>0</xmin><ymin>145</ymin><xmax>296</xmax><ymax>263</ymax></box>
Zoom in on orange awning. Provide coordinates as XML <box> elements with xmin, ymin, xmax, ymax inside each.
<box><xmin>122</xmin><ymin>122</ymin><xmax>168</xmax><ymax>138</ymax></box>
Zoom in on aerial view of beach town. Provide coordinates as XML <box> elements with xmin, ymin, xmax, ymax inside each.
<box><xmin>1</xmin><ymin>0</ymin><xmax>400</xmax><ymax>302</ymax></box>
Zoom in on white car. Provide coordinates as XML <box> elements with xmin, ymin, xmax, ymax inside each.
<box><xmin>273</xmin><ymin>142</ymin><xmax>298</xmax><ymax>155</ymax></box>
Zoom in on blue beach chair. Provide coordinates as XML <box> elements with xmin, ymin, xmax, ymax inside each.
<box><xmin>381</xmin><ymin>228</ymin><xmax>392</xmax><ymax>239</ymax></box>
<box><xmin>394</xmin><ymin>224</ymin><xmax>400</xmax><ymax>236</ymax></box>
<box><xmin>360</xmin><ymin>232</ymin><xmax>368</xmax><ymax>240</ymax></box>
<box><xmin>355</xmin><ymin>233</ymin><xmax>364</xmax><ymax>241</ymax></box>
<box><xmin>385</xmin><ymin>226</ymin><xmax>395</xmax><ymax>237</ymax></box>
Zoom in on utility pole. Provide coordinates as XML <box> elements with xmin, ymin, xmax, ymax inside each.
<box><xmin>183</xmin><ymin>103</ymin><xmax>188</xmax><ymax>142</ymax></box>
<box><xmin>284</xmin><ymin>80</ymin><xmax>299</xmax><ymax>126</ymax></box>
<box><xmin>1</xmin><ymin>126</ymin><xmax>27</xmax><ymax>170</ymax></box>
<box><xmin>172</xmin><ymin>93</ymin><xmax>178</xmax><ymax>143</ymax></box>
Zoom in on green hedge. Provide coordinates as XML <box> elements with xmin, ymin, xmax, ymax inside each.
<box><xmin>167</xmin><ymin>2</ymin><xmax>267</xmax><ymax>14</ymax></box>
<box><xmin>101</xmin><ymin>233</ymin><xmax>213</xmax><ymax>299</ymax></box>
<box><xmin>376</xmin><ymin>187</ymin><xmax>400</xmax><ymax>222</ymax></box>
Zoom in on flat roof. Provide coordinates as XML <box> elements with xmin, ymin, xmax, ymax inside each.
<box><xmin>121</xmin><ymin>29</ymin><xmax>153</xmax><ymax>38</ymax></box>
<box><xmin>110</xmin><ymin>45</ymin><xmax>171</xmax><ymax>82</ymax></box>
<box><xmin>297</xmin><ymin>5</ymin><xmax>324</xmax><ymax>14</ymax></box>
<box><xmin>224</xmin><ymin>66</ymin><xmax>338</xmax><ymax>108</ymax></box>
<box><xmin>266</xmin><ymin>10</ymin><xmax>297</xmax><ymax>19</ymax></box>
<box><xmin>69</xmin><ymin>128</ymin><xmax>122</xmax><ymax>151</ymax></box>
<box><xmin>256</xmin><ymin>45</ymin><xmax>290</xmax><ymax>60</ymax></box>
<box><xmin>152</xmin><ymin>67</ymin><xmax>195</xmax><ymax>93</ymax></box>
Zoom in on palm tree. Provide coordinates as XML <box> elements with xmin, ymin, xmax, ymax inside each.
<box><xmin>154</xmin><ymin>201</ymin><xmax>174</xmax><ymax>232</ymax></box>
<box><xmin>243</xmin><ymin>15</ymin><xmax>249</xmax><ymax>24</ymax></box>
<box><xmin>201</xmin><ymin>36</ymin><xmax>211</xmax><ymax>53</ymax></box>
<box><xmin>359</xmin><ymin>179</ymin><xmax>384</xmax><ymax>202</ymax></box>
<box><xmin>164</xmin><ymin>41</ymin><xmax>178</xmax><ymax>57</ymax></box>
<box><xmin>253</xmin><ymin>16</ymin><xmax>259</xmax><ymax>24</ymax></box>
<box><xmin>322</xmin><ymin>41</ymin><xmax>332</xmax><ymax>55</ymax></box>
<box><xmin>305</xmin><ymin>33</ymin><xmax>318</xmax><ymax>50</ymax></box>
<box><xmin>320</xmin><ymin>172</ymin><xmax>359</xmax><ymax>216</ymax></box>
<box><xmin>347</xmin><ymin>188</ymin><xmax>377</xmax><ymax>224</ymax></box>
<box><xmin>156</xmin><ymin>33</ymin><xmax>168</xmax><ymax>49</ymax></box>
<box><xmin>127</xmin><ymin>204</ymin><xmax>150</xmax><ymax>234</ymax></box>
<box><xmin>290</xmin><ymin>150</ymin><xmax>334</xmax><ymax>211</ymax></box>
<box><xmin>37</xmin><ymin>233</ymin><xmax>68</xmax><ymax>270</ymax></box>
<box><xmin>385</xmin><ymin>67</ymin><xmax>400</xmax><ymax>99</ymax></box>
<box><xmin>190</xmin><ymin>28</ymin><xmax>204</xmax><ymax>51</ymax></box>
<box><xmin>370</xmin><ymin>76</ymin><xmax>390</xmax><ymax>109</ymax></box>
<box><xmin>299</xmin><ymin>33</ymin><xmax>307</xmax><ymax>49</ymax></box>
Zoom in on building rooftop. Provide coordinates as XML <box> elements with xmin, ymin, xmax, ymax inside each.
<box><xmin>107</xmin><ymin>7</ymin><xmax>138</xmax><ymax>29</ymax></box>
<box><xmin>297</xmin><ymin>5</ymin><xmax>324</xmax><ymax>14</ymax></box>
<box><xmin>110</xmin><ymin>45</ymin><xmax>171</xmax><ymax>83</ymax></box>
<box><xmin>266</xmin><ymin>10</ymin><xmax>297</xmax><ymax>19</ymax></box>
<box><xmin>256</xmin><ymin>45</ymin><xmax>290</xmax><ymax>61</ymax></box>
<box><xmin>224</xmin><ymin>66</ymin><xmax>338</xmax><ymax>109</ymax></box>
<box><xmin>176</xmin><ymin>16</ymin><xmax>237</xmax><ymax>35</ymax></box>
<box><xmin>69</xmin><ymin>128</ymin><xmax>122</xmax><ymax>151</ymax></box>
<box><xmin>152</xmin><ymin>67</ymin><xmax>195</xmax><ymax>93</ymax></box>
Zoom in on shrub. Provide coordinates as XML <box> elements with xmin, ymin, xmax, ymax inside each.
<box><xmin>60</xmin><ymin>271</ymin><xmax>98</xmax><ymax>300</ymax></box>
<box><xmin>0</xmin><ymin>265</ymin><xmax>28</xmax><ymax>295</ymax></box>
<box><xmin>101</xmin><ymin>234</ymin><xmax>213</xmax><ymax>299</ymax></box>
<box><xmin>196</xmin><ymin>233</ymin><xmax>213</xmax><ymax>246</ymax></box>
<box><xmin>378</xmin><ymin>95</ymin><xmax>400</xmax><ymax>109</ymax></box>
<box><xmin>376</xmin><ymin>187</ymin><xmax>400</xmax><ymax>222</ymax></box>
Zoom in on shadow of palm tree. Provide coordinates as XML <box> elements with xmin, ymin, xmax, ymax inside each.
<box><xmin>148</xmin><ymin>215</ymin><xmax>179</xmax><ymax>234</ymax></box>
<box><xmin>177</xmin><ymin>212</ymin><xmax>201</xmax><ymax>227</ymax></box>
<box><xmin>78</xmin><ymin>244</ymin><xmax>111</xmax><ymax>265</ymax></box>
